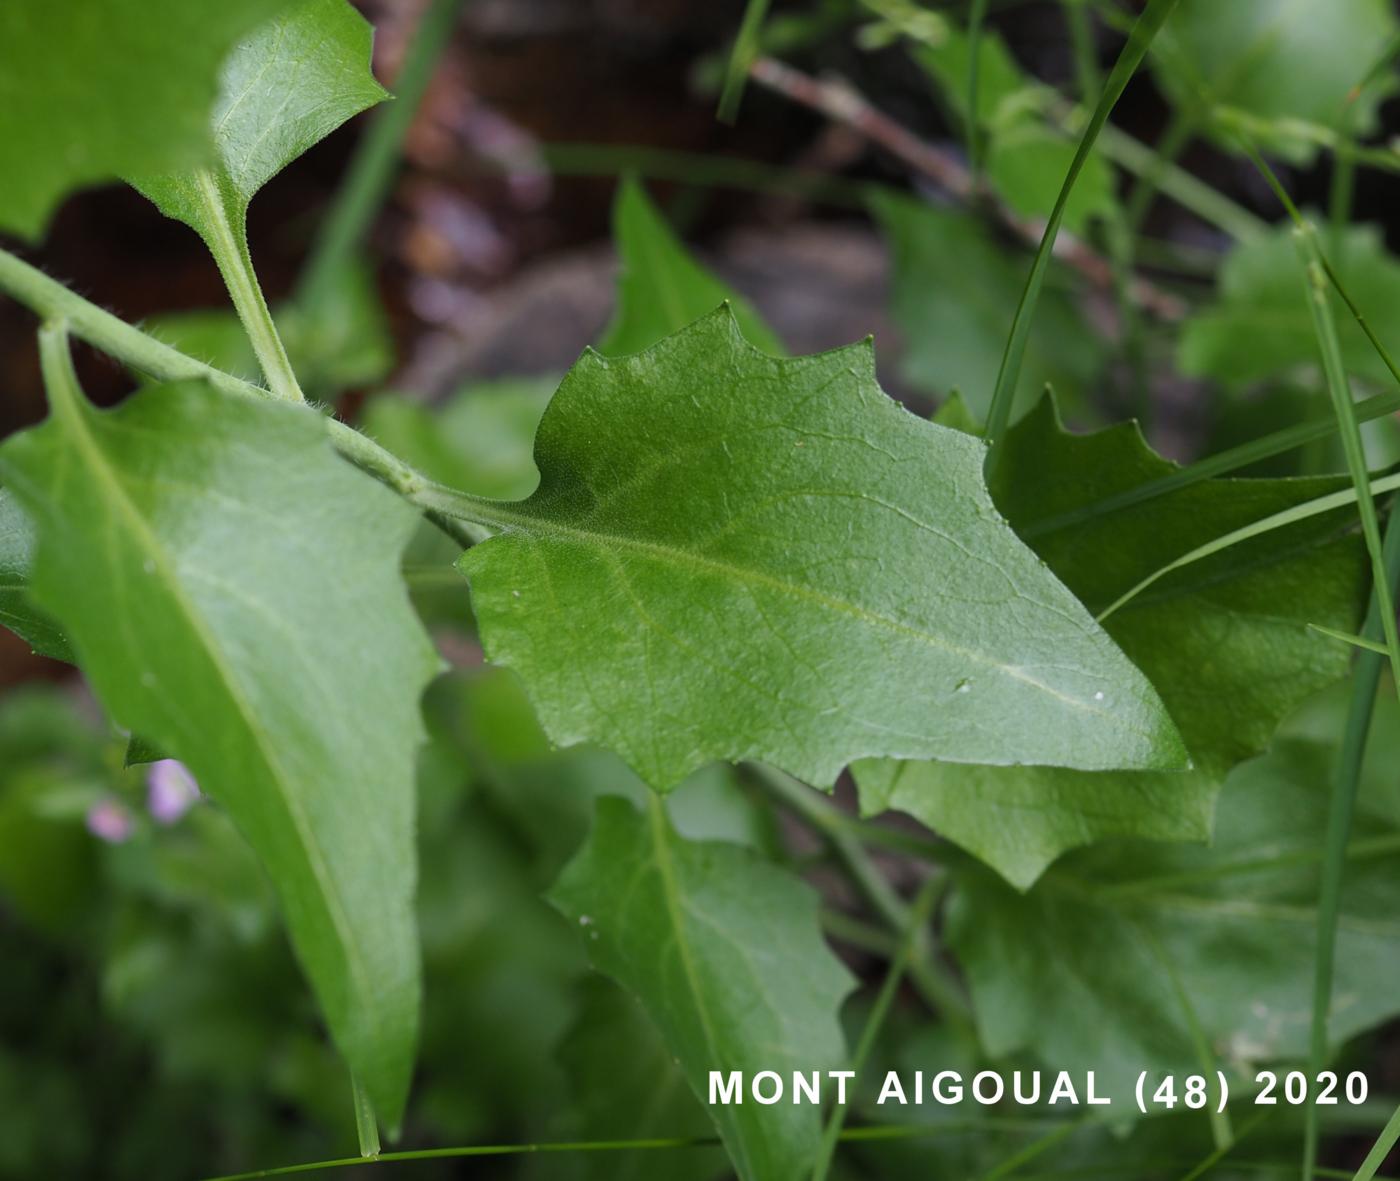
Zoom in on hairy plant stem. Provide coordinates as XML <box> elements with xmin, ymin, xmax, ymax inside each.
<box><xmin>193</xmin><ymin>169</ymin><xmax>304</xmax><ymax>403</ymax></box>
<box><xmin>0</xmin><ymin>246</ymin><xmax>486</xmax><ymax>549</ymax></box>
<box><xmin>297</xmin><ymin>0</ymin><xmax>466</xmax><ymax>309</ymax></box>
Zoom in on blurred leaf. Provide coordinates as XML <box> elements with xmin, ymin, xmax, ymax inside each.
<box><xmin>871</xmin><ymin>193</ymin><xmax>1102</xmax><ymax>418</ymax></box>
<box><xmin>459</xmin><ymin>310</ymin><xmax>1185</xmax><ymax>791</ymax></box>
<box><xmin>987</xmin><ymin>124</ymin><xmax>1116</xmax><ymax>235</ymax></box>
<box><xmin>1153</xmin><ymin>0</ymin><xmax>1399</xmax><ymax>162</ymax></box>
<box><xmin>857</xmin><ymin>395</ymin><xmax>1364</xmax><ymax>887</ymax></box>
<box><xmin>548</xmin><ymin>976</ymin><xmax>723</xmax><ymax>1181</ymax></box>
<box><xmin>599</xmin><ymin>177</ymin><xmax>783</xmax><ymax>356</ymax></box>
<box><xmin>361</xmin><ymin>379</ymin><xmax>554</xmax><ymax>501</ymax></box>
<box><xmin>0</xmin><ymin>689</ymin><xmax>104</xmax><ymax>932</ymax></box>
<box><xmin>0</xmin><ymin>489</ymin><xmax>70</xmax><ymax>662</ymax></box>
<box><xmin>910</xmin><ymin>23</ymin><xmax>1028</xmax><ymax>128</ymax></box>
<box><xmin>435</xmin><ymin>666</ymin><xmax>777</xmax><ymax>882</ymax></box>
<box><xmin>130</xmin><ymin>0</ymin><xmax>385</xmax><ymax>235</ymax></box>
<box><xmin>0</xmin><ymin>374</ymin><xmax>439</xmax><ymax>1130</ymax></box>
<box><xmin>1179</xmin><ymin>223</ymin><xmax>1400</xmax><ymax>390</ymax></box>
<box><xmin>0</xmin><ymin>0</ymin><xmax>295</xmax><ymax>238</ymax></box>
<box><xmin>949</xmin><ymin>684</ymin><xmax>1400</xmax><ymax>1098</ymax></box>
<box><xmin>912</xmin><ymin>25</ymin><xmax>1115</xmax><ymax>234</ymax></box>
<box><xmin>412</xmin><ymin>758</ymin><xmax>583</xmax><ymax>1145</ymax></box>
<box><xmin>550</xmin><ymin>795</ymin><xmax>852</xmax><ymax>1181</ymax></box>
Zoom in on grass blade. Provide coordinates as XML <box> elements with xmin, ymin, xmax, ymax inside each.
<box><xmin>810</xmin><ymin>877</ymin><xmax>943</xmax><ymax>1181</ymax></box>
<box><xmin>717</xmin><ymin>0</ymin><xmax>771</xmax><ymax>123</ymax></box>
<box><xmin>1307</xmin><ymin>624</ymin><xmax>1393</xmax><ymax>657</ymax></box>
<box><xmin>1022</xmin><ymin>388</ymin><xmax>1400</xmax><ymax>541</ymax></box>
<box><xmin>1293</xmin><ymin>222</ymin><xmax>1400</xmax><ymax>689</ymax></box>
<box><xmin>983</xmin><ymin>0</ymin><xmax>1181</xmax><ymax>468</ymax></box>
<box><xmin>1354</xmin><ymin>1101</ymin><xmax>1400</xmax><ymax>1181</ymax></box>
<box><xmin>297</xmin><ymin>0</ymin><xmax>465</xmax><ymax>309</ymax></box>
<box><xmin>1304</xmin><ymin>510</ymin><xmax>1400</xmax><ymax>1180</ymax></box>
<box><xmin>1096</xmin><ymin>471</ymin><xmax>1400</xmax><ymax>622</ymax></box>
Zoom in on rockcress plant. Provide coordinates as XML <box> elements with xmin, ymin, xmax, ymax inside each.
<box><xmin>1</xmin><ymin>1</ymin><xmax>1399</xmax><ymax>1179</ymax></box>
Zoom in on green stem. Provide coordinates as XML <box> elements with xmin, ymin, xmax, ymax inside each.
<box><xmin>810</xmin><ymin>877</ymin><xmax>943</xmax><ymax>1181</ymax></box>
<box><xmin>1064</xmin><ymin>0</ymin><xmax>1101</xmax><ymax>101</ymax></box>
<box><xmin>297</xmin><ymin>0</ymin><xmax>466</xmax><ymax>309</ymax></box>
<box><xmin>978</xmin><ymin>1120</ymin><xmax>1081</xmax><ymax>1181</ymax></box>
<box><xmin>965</xmin><ymin>0</ymin><xmax>990</xmax><ymax>182</ymax></box>
<box><xmin>1177</xmin><ymin>1111</ymin><xmax>1269</xmax><ymax>1181</ymax></box>
<box><xmin>1329</xmin><ymin>140</ymin><xmax>1356</xmax><ymax>257</ymax></box>
<box><xmin>1070</xmin><ymin>111</ymin><xmax>1266</xmax><ymax>241</ymax></box>
<box><xmin>745</xmin><ymin>764</ymin><xmax>975</xmax><ymax>1034</ymax></box>
<box><xmin>983</xmin><ymin>0</ymin><xmax>1181</xmax><ymax>470</ymax></box>
<box><xmin>821</xmin><ymin>908</ymin><xmax>898</xmax><ymax>956</ymax></box>
<box><xmin>1061</xmin><ymin>0</ymin><xmax>1150</xmax><ymax>420</ymax></box>
<box><xmin>193</xmin><ymin>169</ymin><xmax>304</xmax><ymax>403</ymax></box>
<box><xmin>199</xmin><ymin>1119</ymin><xmax>1067</xmax><ymax>1181</ymax></box>
<box><xmin>0</xmin><ymin>245</ymin><xmax>484</xmax><ymax>549</ymax></box>
<box><xmin>1123</xmin><ymin>107</ymin><xmax>1197</xmax><ymax>234</ymax></box>
<box><xmin>1303</xmin><ymin>510</ymin><xmax>1400</xmax><ymax>1181</ymax></box>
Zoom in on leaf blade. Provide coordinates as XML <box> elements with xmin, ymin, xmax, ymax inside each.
<box><xmin>550</xmin><ymin>795</ymin><xmax>852</xmax><ymax>1181</ymax></box>
<box><xmin>454</xmin><ymin>310</ymin><xmax>1186</xmax><ymax>790</ymax></box>
<box><xmin>0</xmin><ymin>350</ymin><xmax>437</xmax><ymax>1129</ymax></box>
<box><xmin>857</xmin><ymin>395</ymin><xmax>1365</xmax><ymax>887</ymax></box>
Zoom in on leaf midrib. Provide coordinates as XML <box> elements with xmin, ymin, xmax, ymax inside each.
<box><xmin>463</xmin><ymin>497</ymin><xmax>1152</xmax><ymax>743</ymax></box>
<box><xmin>645</xmin><ymin>797</ymin><xmax>752</xmax><ymax>1177</ymax></box>
<box><xmin>47</xmin><ymin>389</ymin><xmax>374</xmax><ymax>1025</ymax></box>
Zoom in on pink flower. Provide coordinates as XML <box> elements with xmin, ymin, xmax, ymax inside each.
<box><xmin>86</xmin><ymin>798</ymin><xmax>133</xmax><ymax>844</ymax></box>
<box><xmin>146</xmin><ymin>759</ymin><xmax>200</xmax><ymax>825</ymax></box>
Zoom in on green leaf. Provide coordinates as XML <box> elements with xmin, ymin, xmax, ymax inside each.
<box><xmin>1180</xmin><ymin>223</ymin><xmax>1400</xmax><ymax>390</ymax></box>
<box><xmin>550</xmin><ymin>795</ymin><xmax>852</xmax><ymax>1181</ymax></box>
<box><xmin>0</xmin><ymin>0</ymin><xmax>295</xmax><ymax>239</ymax></box>
<box><xmin>856</xmin><ymin>396</ymin><xmax>1363</xmax><ymax>888</ymax></box>
<box><xmin>1153</xmin><ymin>0</ymin><xmax>1399</xmax><ymax>162</ymax></box>
<box><xmin>599</xmin><ymin>177</ymin><xmax>783</xmax><ymax>356</ymax></box>
<box><xmin>910</xmin><ymin>24</ymin><xmax>1029</xmax><ymax>129</ymax></box>
<box><xmin>0</xmin><ymin>363</ymin><xmax>439</xmax><ymax>1130</ymax></box>
<box><xmin>871</xmin><ymin>192</ymin><xmax>1102</xmax><ymax>418</ymax></box>
<box><xmin>948</xmin><ymin>683</ymin><xmax>1400</xmax><ymax>1097</ymax></box>
<box><xmin>455</xmin><ymin>310</ymin><xmax>1185</xmax><ymax>791</ymax></box>
<box><xmin>130</xmin><ymin>0</ymin><xmax>386</xmax><ymax>235</ymax></box>
<box><xmin>0</xmin><ymin>489</ymin><xmax>70</xmax><ymax>662</ymax></box>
